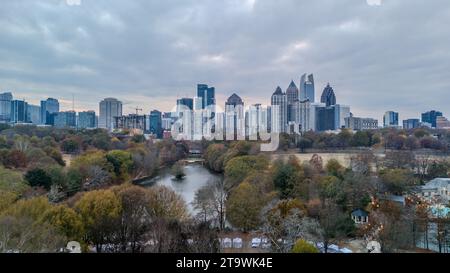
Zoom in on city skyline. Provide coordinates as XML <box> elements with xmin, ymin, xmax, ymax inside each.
<box><xmin>1</xmin><ymin>1</ymin><xmax>450</xmax><ymax>122</ymax></box>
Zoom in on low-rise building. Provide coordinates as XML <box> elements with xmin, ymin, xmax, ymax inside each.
<box><xmin>420</xmin><ymin>178</ymin><xmax>450</xmax><ymax>204</ymax></box>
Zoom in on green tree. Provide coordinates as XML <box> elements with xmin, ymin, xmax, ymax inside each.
<box><xmin>325</xmin><ymin>159</ymin><xmax>345</xmax><ymax>178</ymax></box>
<box><xmin>427</xmin><ymin>161</ymin><xmax>449</xmax><ymax>179</ymax></box>
<box><xmin>224</xmin><ymin>155</ymin><xmax>269</xmax><ymax>190</ymax></box>
<box><xmin>351</xmin><ymin>131</ymin><xmax>370</xmax><ymax>147</ymax></box>
<box><xmin>272</xmin><ymin>157</ymin><xmax>308</xmax><ymax>199</ymax></box>
<box><xmin>379</xmin><ymin>168</ymin><xmax>417</xmax><ymax>195</ymax></box>
<box><xmin>292</xmin><ymin>239</ymin><xmax>319</xmax><ymax>253</ymax></box>
<box><xmin>25</xmin><ymin>168</ymin><xmax>52</xmax><ymax>190</ymax></box>
<box><xmin>106</xmin><ymin>150</ymin><xmax>134</xmax><ymax>181</ymax></box>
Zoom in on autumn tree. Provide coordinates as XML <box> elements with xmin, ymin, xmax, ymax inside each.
<box><xmin>226</xmin><ymin>182</ymin><xmax>269</xmax><ymax>232</ymax></box>
<box><xmin>146</xmin><ymin>186</ymin><xmax>188</xmax><ymax>221</ymax></box>
<box><xmin>75</xmin><ymin>190</ymin><xmax>122</xmax><ymax>252</ymax></box>
<box><xmin>292</xmin><ymin>239</ymin><xmax>319</xmax><ymax>253</ymax></box>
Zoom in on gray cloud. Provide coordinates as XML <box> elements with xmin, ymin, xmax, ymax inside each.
<box><xmin>0</xmin><ymin>0</ymin><xmax>449</xmax><ymax>122</ymax></box>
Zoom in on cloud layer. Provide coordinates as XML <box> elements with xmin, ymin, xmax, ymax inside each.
<box><xmin>1</xmin><ymin>0</ymin><xmax>449</xmax><ymax>122</ymax></box>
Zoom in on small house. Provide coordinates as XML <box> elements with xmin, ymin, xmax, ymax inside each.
<box><xmin>351</xmin><ymin>209</ymin><xmax>369</xmax><ymax>224</ymax></box>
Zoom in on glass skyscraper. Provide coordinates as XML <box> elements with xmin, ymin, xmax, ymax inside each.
<box><xmin>197</xmin><ymin>84</ymin><xmax>215</xmax><ymax>109</ymax></box>
<box><xmin>300</xmin><ymin>74</ymin><xmax>315</xmax><ymax>102</ymax></box>
<box><xmin>421</xmin><ymin>110</ymin><xmax>443</xmax><ymax>128</ymax></box>
<box><xmin>150</xmin><ymin>110</ymin><xmax>163</xmax><ymax>138</ymax></box>
<box><xmin>99</xmin><ymin>98</ymin><xmax>122</xmax><ymax>131</ymax></box>
<box><xmin>40</xmin><ymin>98</ymin><xmax>60</xmax><ymax>125</ymax></box>
<box><xmin>78</xmin><ymin>111</ymin><xmax>96</xmax><ymax>129</ymax></box>
<box><xmin>0</xmin><ymin>92</ymin><xmax>13</xmax><ymax>123</ymax></box>
<box><xmin>10</xmin><ymin>100</ymin><xmax>28</xmax><ymax>124</ymax></box>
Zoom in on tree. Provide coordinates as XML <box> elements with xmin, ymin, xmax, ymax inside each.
<box><xmin>0</xmin><ymin>216</ymin><xmax>66</xmax><ymax>253</ymax></box>
<box><xmin>298</xmin><ymin>138</ymin><xmax>312</xmax><ymax>153</ymax></box>
<box><xmin>25</xmin><ymin>168</ymin><xmax>52</xmax><ymax>190</ymax></box>
<box><xmin>272</xmin><ymin>158</ymin><xmax>309</xmax><ymax>199</ymax></box>
<box><xmin>106</xmin><ymin>150</ymin><xmax>134</xmax><ymax>181</ymax></box>
<box><xmin>261</xmin><ymin>200</ymin><xmax>322</xmax><ymax>253</ymax></box>
<box><xmin>113</xmin><ymin>185</ymin><xmax>152</xmax><ymax>252</ymax></box>
<box><xmin>226</xmin><ymin>182</ymin><xmax>268</xmax><ymax>232</ymax></box>
<box><xmin>3</xmin><ymin>150</ymin><xmax>27</xmax><ymax>169</ymax></box>
<box><xmin>292</xmin><ymin>239</ymin><xmax>319</xmax><ymax>253</ymax></box>
<box><xmin>351</xmin><ymin>131</ymin><xmax>370</xmax><ymax>147</ymax></box>
<box><xmin>0</xmin><ymin>167</ymin><xmax>29</xmax><ymax>195</ymax></box>
<box><xmin>427</xmin><ymin>161</ymin><xmax>449</xmax><ymax>179</ymax></box>
<box><xmin>61</xmin><ymin>138</ymin><xmax>80</xmax><ymax>154</ymax></box>
<box><xmin>318</xmin><ymin>202</ymin><xmax>355</xmax><ymax>253</ymax></box>
<box><xmin>192</xmin><ymin>179</ymin><xmax>227</xmax><ymax>230</ymax></box>
<box><xmin>41</xmin><ymin>205</ymin><xmax>84</xmax><ymax>242</ymax></box>
<box><xmin>379</xmin><ymin>169</ymin><xmax>417</xmax><ymax>195</ymax></box>
<box><xmin>146</xmin><ymin>186</ymin><xmax>188</xmax><ymax>221</ymax></box>
<box><xmin>224</xmin><ymin>155</ymin><xmax>269</xmax><ymax>190</ymax></box>
<box><xmin>75</xmin><ymin>190</ymin><xmax>122</xmax><ymax>253</ymax></box>
<box><xmin>325</xmin><ymin>159</ymin><xmax>345</xmax><ymax>178</ymax></box>
<box><xmin>171</xmin><ymin>161</ymin><xmax>186</xmax><ymax>180</ymax></box>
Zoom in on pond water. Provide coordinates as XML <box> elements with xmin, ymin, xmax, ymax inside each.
<box><xmin>140</xmin><ymin>164</ymin><xmax>222</xmax><ymax>213</ymax></box>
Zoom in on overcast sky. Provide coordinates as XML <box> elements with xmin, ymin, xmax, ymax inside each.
<box><xmin>1</xmin><ymin>0</ymin><xmax>449</xmax><ymax>122</ymax></box>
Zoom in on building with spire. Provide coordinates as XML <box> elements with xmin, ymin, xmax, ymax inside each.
<box><xmin>225</xmin><ymin>93</ymin><xmax>245</xmax><ymax>140</ymax></box>
<box><xmin>271</xmin><ymin>86</ymin><xmax>287</xmax><ymax>133</ymax></box>
<box><xmin>286</xmin><ymin>80</ymin><xmax>299</xmax><ymax>123</ymax></box>
<box><xmin>320</xmin><ymin>83</ymin><xmax>337</xmax><ymax>107</ymax></box>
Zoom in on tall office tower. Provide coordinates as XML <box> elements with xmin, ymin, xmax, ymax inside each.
<box><xmin>27</xmin><ymin>104</ymin><xmax>41</xmax><ymax>124</ymax></box>
<box><xmin>194</xmin><ymin>97</ymin><xmax>203</xmax><ymax>111</ymax></box>
<box><xmin>247</xmin><ymin>104</ymin><xmax>263</xmax><ymax>139</ymax></box>
<box><xmin>300</xmin><ymin>74</ymin><xmax>315</xmax><ymax>102</ymax></box>
<box><xmin>290</xmin><ymin>99</ymin><xmax>321</xmax><ymax>132</ymax></box>
<box><xmin>78</xmin><ymin>111</ymin><xmax>96</xmax><ymax>129</ymax></box>
<box><xmin>334</xmin><ymin>104</ymin><xmax>351</xmax><ymax>129</ymax></box>
<box><xmin>421</xmin><ymin>110</ymin><xmax>443</xmax><ymax>128</ymax></box>
<box><xmin>225</xmin><ymin>93</ymin><xmax>245</xmax><ymax>140</ymax></box>
<box><xmin>40</xmin><ymin>98</ymin><xmax>60</xmax><ymax>125</ymax></box>
<box><xmin>320</xmin><ymin>83</ymin><xmax>337</xmax><ymax>107</ymax></box>
<box><xmin>197</xmin><ymin>84</ymin><xmax>216</xmax><ymax>109</ymax></box>
<box><xmin>0</xmin><ymin>92</ymin><xmax>13</xmax><ymax>123</ymax></box>
<box><xmin>286</xmin><ymin>81</ymin><xmax>299</xmax><ymax>122</ymax></box>
<box><xmin>271</xmin><ymin>86</ymin><xmax>287</xmax><ymax>133</ymax></box>
<box><xmin>10</xmin><ymin>100</ymin><xmax>29</xmax><ymax>124</ymax></box>
<box><xmin>176</xmin><ymin>98</ymin><xmax>194</xmax><ymax>114</ymax></box>
<box><xmin>149</xmin><ymin>110</ymin><xmax>163</xmax><ymax>138</ymax></box>
<box><xmin>99</xmin><ymin>98</ymin><xmax>123</xmax><ymax>131</ymax></box>
<box><xmin>383</xmin><ymin>111</ymin><xmax>399</xmax><ymax>127</ymax></box>
<box><xmin>54</xmin><ymin>111</ymin><xmax>77</xmax><ymax>128</ymax></box>
<box><xmin>403</xmin><ymin>119</ymin><xmax>420</xmax><ymax>130</ymax></box>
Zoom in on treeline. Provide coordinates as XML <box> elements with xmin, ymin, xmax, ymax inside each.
<box><xmin>279</xmin><ymin>128</ymin><xmax>450</xmax><ymax>152</ymax></box>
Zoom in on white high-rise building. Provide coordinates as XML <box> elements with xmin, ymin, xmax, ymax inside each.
<box><xmin>225</xmin><ymin>94</ymin><xmax>245</xmax><ymax>140</ymax></box>
<box><xmin>271</xmin><ymin>87</ymin><xmax>287</xmax><ymax>133</ymax></box>
<box><xmin>99</xmin><ymin>98</ymin><xmax>122</xmax><ymax>131</ymax></box>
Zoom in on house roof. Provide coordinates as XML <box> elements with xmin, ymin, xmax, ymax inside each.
<box><xmin>351</xmin><ymin>209</ymin><xmax>369</xmax><ymax>217</ymax></box>
<box><xmin>422</xmin><ymin>178</ymin><xmax>450</xmax><ymax>190</ymax></box>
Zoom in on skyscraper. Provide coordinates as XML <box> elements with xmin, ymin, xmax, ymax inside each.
<box><xmin>316</xmin><ymin>104</ymin><xmax>350</xmax><ymax>131</ymax></box>
<box><xmin>320</xmin><ymin>83</ymin><xmax>336</xmax><ymax>107</ymax></box>
<box><xmin>197</xmin><ymin>84</ymin><xmax>216</xmax><ymax>109</ymax></box>
<box><xmin>150</xmin><ymin>110</ymin><xmax>163</xmax><ymax>138</ymax></box>
<box><xmin>271</xmin><ymin>86</ymin><xmax>287</xmax><ymax>133</ymax></box>
<box><xmin>0</xmin><ymin>92</ymin><xmax>13</xmax><ymax>123</ymax></box>
<box><xmin>99</xmin><ymin>98</ymin><xmax>123</xmax><ymax>131</ymax></box>
<box><xmin>225</xmin><ymin>93</ymin><xmax>245</xmax><ymax>140</ymax></box>
<box><xmin>27</xmin><ymin>104</ymin><xmax>41</xmax><ymax>124</ymax></box>
<box><xmin>176</xmin><ymin>98</ymin><xmax>194</xmax><ymax>111</ymax></box>
<box><xmin>403</xmin><ymin>119</ymin><xmax>420</xmax><ymax>130</ymax></box>
<box><xmin>54</xmin><ymin>111</ymin><xmax>77</xmax><ymax>128</ymax></box>
<box><xmin>286</xmin><ymin>81</ymin><xmax>299</xmax><ymax>122</ymax></box>
<box><xmin>421</xmin><ymin>110</ymin><xmax>443</xmax><ymax>128</ymax></box>
<box><xmin>40</xmin><ymin>98</ymin><xmax>60</xmax><ymax>125</ymax></box>
<box><xmin>10</xmin><ymin>100</ymin><xmax>28</xmax><ymax>124</ymax></box>
<box><xmin>300</xmin><ymin>74</ymin><xmax>315</xmax><ymax>102</ymax></box>
<box><xmin>78</xmin><ymin>111</ymin><xmax>96</xmax><ymax>129</ymax></box>
<box><xmin>383</xmin><ymin>111</ymin><xmax>399</xmax><ymax>127</ymax></box>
